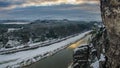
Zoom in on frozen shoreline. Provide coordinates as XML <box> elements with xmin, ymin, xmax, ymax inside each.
<box><xmin>0</xmin><ymin>32</ymin><xmax>83</xmax><ymax>55</ymax></box>
<box><xmin>0</xmin><ymin>31</ymin><xmax>91</xmax><ymax>68</ymax></box>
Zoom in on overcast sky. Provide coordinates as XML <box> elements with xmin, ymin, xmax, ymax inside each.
<box><xmin>0</xmin><ymin>0</ymin><xmax>101</xmax><ymax>21</ymax></box>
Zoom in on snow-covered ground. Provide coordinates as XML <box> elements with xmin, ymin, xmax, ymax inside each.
<box><xmin>0</xmin><ymin>31</ymin><xmax>91</xmax><ymax>68</ymax></box>
<box><xmin>2</xmin><ymin>22</ymin><xmax>30</xmax><ymax>25</ymax></box>
<box><xmin>0</xmin><ymin>33</ymin><xmax>83</xmax><ymax>55</ymax></box>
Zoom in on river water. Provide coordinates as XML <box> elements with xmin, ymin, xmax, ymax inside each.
<box><xmin>25</xmin><ymin>35</ymin><xmax>90</xmax><ymax>68</ymax></box>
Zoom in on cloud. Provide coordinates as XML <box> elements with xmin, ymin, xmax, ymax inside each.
<box><xmin>0</xmin><ymin>0</ymin><xmax>101</xmax><ymax>21</ymax></box>
<box><xmin>0</xmin><ymin>0</ymin><xmax>99</xmax><ymax>10</ymax></box>
<box><xmin>0</xmin><ymin>1</ymin><xmax>11</xmax><ymax>7</ymax></box>
<box><xmin>0</xmin><ymin>0</ymin><xmax>24</xmax><ymax>10</ymax></box>
<box><xmin>0</xmin><ymin>4</ymin><xmax>101</xmax><ymax>21</ymax></box>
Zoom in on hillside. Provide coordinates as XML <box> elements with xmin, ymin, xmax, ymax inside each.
<box><xmin>0</xmin><ymin>20</ymin><xmax>100</xmax><ymax>49</ymax></box>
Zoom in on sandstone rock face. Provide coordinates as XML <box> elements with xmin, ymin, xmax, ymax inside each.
<box><xmin>89</xmin><ymin>27</ymin><xmax>107</xmax><ymax>68</ymax></box>
<box><xmin>101</xmin><ymin>0</ymin><xmax>120</xmax><ymax>68</ymax></box>
<box><xmin>73</xmin><ymin>0</ymin><xmax>120</xmax><ymax>68</ymax></box>
<box><xmin>73</xmin><ymin>44</ymin><xmax>89</xmax><ymax>68</ymax></box>
<box><xmin>73</xmin><ymin>26</ymin><xmax>119</xmax><ymax>68</ymax></box>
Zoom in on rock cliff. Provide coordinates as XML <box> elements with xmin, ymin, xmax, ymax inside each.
<box><xmin>73</xmin><ymin>0</ymin><xmax>120</xmax><ymax>68</ymax></box>
<box><xmin>73</xmin><ymin>27</ymin><xmax>107</xmax><ymax>68</ymax></box>
<box><xmin>101</xmin><ymin>0</ymin><xmax>120</xmax><ymax>68</ymax></box>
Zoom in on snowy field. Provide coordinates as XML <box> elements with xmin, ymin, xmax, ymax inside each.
<box><xmin>0</xmin><ymin>31</ymin><xmax>91</xmax><ymax>68</ymax></box>
<box><xmin>1</xmin><ymin>22</ymin><xmax>30</xmax><ymax>24</ymax></box>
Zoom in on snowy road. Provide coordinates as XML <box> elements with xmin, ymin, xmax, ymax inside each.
<box><xmin>0</xmin><ymin>31</ymin><xmax>91</xmax><ymax>68</ymax></box>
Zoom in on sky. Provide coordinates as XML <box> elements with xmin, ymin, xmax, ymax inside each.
<box><xmin>0</xmin><ymin>0</ymin><xmax>101</xmax><ymax>21</ymax></box>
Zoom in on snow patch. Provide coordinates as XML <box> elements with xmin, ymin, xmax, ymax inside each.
<box><xmin>91</xmin><ymin>60</ymin><xmax>99</xmax><ymax>68</ymax></box>
<box><xmin>2</xmin><ymin>22</ymin><xmax>30</xmax><ymax>25</ymax></box>
<box><xmin>74</xmin><ymin>45</ymin><xmax>88</xmax><ymax>53</ymax></box>
<box><xmin>99</xmin><ymin>54</ymin><xmax>105</xmax><ymax>61</ymax></box>
<box><xmin>90</xmin><ymin>53</ymin><xmax>106</xmax><ymax>68</ymax></box>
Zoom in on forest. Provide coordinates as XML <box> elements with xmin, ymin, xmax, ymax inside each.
<box><xmin>0</xmin><ymin>20</ymin><xmax>101</xmax><ymax>48</ymax></box>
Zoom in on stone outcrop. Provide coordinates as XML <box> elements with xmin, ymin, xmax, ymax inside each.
<box><xmin>89</xmin><ymin>27</ymin><xmax>107</xmax><ymax>68</ymax></box>
<box><xmin>101</xmin><ymin>0</ymin><xmax>120</xmax><ymax>68</ymax></box>
<box><xmin>73</xmin><ymin>0</ymin><xmax>120</xmax><ymax>68</ymax></box>
<box><xmin>73</xmin><ymin>44</ymin><xmax>89</xmax><ymax>68</ymax></box>
<box><xmin>73</xmin><ymin>27</ymin><xmax>107</xmax><ymax>68</ymax></box>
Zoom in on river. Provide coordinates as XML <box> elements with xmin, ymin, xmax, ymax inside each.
<box><xmin>24</xmin><ymin>35</ymin><xmax>90</xmax><ymax>68</ymax></box>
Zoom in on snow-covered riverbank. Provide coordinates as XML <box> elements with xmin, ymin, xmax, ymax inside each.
<box><xmin>0</xmin><ymin>31</ymin><xmax>85</xmax><ymax>55</ymax></box>
<box><xmin>0</xmin><ymin>31</ymin><xmax>91</xmax><ymax>68</ymax></box>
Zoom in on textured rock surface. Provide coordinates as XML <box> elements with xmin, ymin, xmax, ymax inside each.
<box><xmin>73</xmin><ymin>0</ymin><xmax>120</xmax><ymax>68</ymax></box>
<box><xmin>101</xmin><ymin>0</ymin><xmax>120</xmax><ymax>68</ymax></box>
<box><xmin>73</xmin><ymin>44</ymin><xmax>89</xmax><ymax>68</ymax></box>
<box><xmin>73</xmin><ymin>27</ymin><xmax>107</xmax><ymax>68</ymax></box>
<box><xmin>89</xmin><ymin>27</ymin><xmax>107</xmax><ymax>68</ymax></box>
